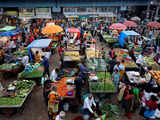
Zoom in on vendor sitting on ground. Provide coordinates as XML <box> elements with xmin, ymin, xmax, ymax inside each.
<box><xmin>35</xmin><ymin>51</ymin><xmax>41</xmax><ymax>63</ymax></box>
<box><xmin>83</xmin><ymin>93</ymin><xmax>97</xmax><ymax>117</ymax></box>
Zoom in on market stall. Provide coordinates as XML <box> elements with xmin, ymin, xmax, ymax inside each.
<box><xmin>86</xmin><ymin>58</ymin><xmax>106</xmax><ymax>72</ymax></box>
<box><xmin>0</xmin><ymin>80</ymin><xmax>35</xmax><ymax>115</ymax></box>
<box><xmin>18</xmin><ymin>63</ymin><xmax>44</xmax><ymax>84</ymax></box>
<box><xmin>114</xmin><ymin>48</ymin><xmax>139</xmax><ymax>71</ymax></box>
<box><xmin>85</xmin><ymin>50</ymin><xmax>99</xmax><ymax>59</ymax></box>
<box><xmin>119</xmin><ymin>31</ymin><xmax>140</xmax><ymax>48</ymax></box>
<box><xmin>125</xmin><ymin>71</ymin><xmax>147</xmax><ymax>84</ymax></box>
<box><xmin>52</xmin><ymin>77</ymin><xmax>75</xmax><ymax>98</ymax></box>
<box><xmin>89</xmin><ymin>72</ymin><xmax>116</xmax><ymax>93</ymax></box>
<box><xmin>63</xmin><ymin>51</ymin><xmax>80</xmax><ymax>62</ymax></box>
<box><xmin>27</xmin><ymin>39</ymin><xmax>52</xmax><ymax>62</ymax></box>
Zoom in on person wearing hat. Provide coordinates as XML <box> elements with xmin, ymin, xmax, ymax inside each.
<box><xmin>55</xmin><ymin>111</ymin><xmax>66</xmax><ymax>120</ymax></box>
<box><xmin>48</xmin><ymin>86</ymin><xmax>60</xmax><ymax>120</ymax></box>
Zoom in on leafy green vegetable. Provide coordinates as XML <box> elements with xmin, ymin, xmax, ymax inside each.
<box><xmin>19</xmin><ymin>66</ymin><xmax>44</xmax><ymax>78</ymax></box>
<box><xmin>0</xmin><ymin>97</ymin><xmax>24</xmax><ymax>106</ymax></box>
<box><xmin>15</xmin><ymin>49</ymin><xmax>28</xmax><ymax>56</ymax></box>
<box><xmin>0</xmin><ymin>64</ymin><xmax>20</xmax><ymax>71</ymax></box>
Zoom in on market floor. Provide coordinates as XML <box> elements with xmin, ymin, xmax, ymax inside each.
<box><xmin>0</xmin><ymin>41</ymin><xmax>144</xmax><ymax>120</ymax></box>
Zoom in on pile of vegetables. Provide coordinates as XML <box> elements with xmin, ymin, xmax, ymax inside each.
<box><xmin>96</xmin><ymin>72</ymin><xmax>111</xmax><ymax>80</ymax></box>
<box><xmin>103</xmin><ymin>35</ymin><xmax>117</xmax><ymax>43</ymax></box>
<box><xmin>19</xmin><ymin>66</ymin><xmax>44</xmax><ymax>79</ymax></box>
<box><xmin>101</xmin><ymin>103</ymin><xmax>120</xmax><ymax>120</ymax></box>
<box><xmin>0</xmin><ymin>63</ymin><xmax>20</xmax><ymax>71</ymax></box>
<box><xmin>0</xmin><ymin>80</ymin><xmax>34</xmax><ymax>106</ymax></box>
<box><xmin>89</xmin><ymin>81</ymin><xmax>115</xmax><ymax>93</ymax></box>
<box><xmin>144</xmin><ymin>57</ymin><xmax>160</xmax><ymax>70</ymax></box>
<box><xmin>15</xmin><ymin>49</ymin><xmax>28</xmax><ymax>56</ymax></box>
<box><xmin>86</xmin><ymin>58</ymin><xmax>106</xmax><ymax>71</ymax></box>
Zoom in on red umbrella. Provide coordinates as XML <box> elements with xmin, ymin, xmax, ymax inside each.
<box><xmin>68</xmin><ymin>27</ymin><xmax>80</xmax><ymax>33</ymax></box>
<box><xmin>109</xmin><ymin>23</ymin><xmax>127</xmax><ymax>30</ymax></box>
<box><xmin>123</xmin><ymin>21</ymin><xmax>137</xmax><ymax>27</ymax></box>
<box><xmin>147</xmin><ymin>21</ymin><xmax>160</xmax><ymax>28</ymax></box>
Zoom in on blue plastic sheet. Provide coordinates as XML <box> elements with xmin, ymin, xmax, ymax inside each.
<box><xmin>0</xmin><ymin>30</ymin><xmax>21</xmax><ymax>36</ymax></box>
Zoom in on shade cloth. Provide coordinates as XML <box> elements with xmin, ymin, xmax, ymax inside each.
<box><xmin>147</xmin><ymin>21</ymin><xmax>160</xmax><ymax>28</ymax></box>
<box><xmin>0</xmin><ymin>26</ymin><xmax>16</xmax><ymax>32</ymax></box>
<box><xmin>109</xmin><ymin>23</ymin><xmax>127</xmax><ymax>30</ymax></box>
<box><xmin>0</xmin><ymin>30</ymin><xmax>21</xmax><ymax>36</ymax></box>
<box><xmin>42</xmin><ymin>25</ymin><xmax>63</xmax><ymax>34</ymax></box>
<box><xmin>119</xmin><ymin>31</ymin><xmax>140</xmax><ymax>47</ymax></box>
<box><xmin>123</xmin><ymin>21</ymin><xmax>137</xmax><ymax>27</ymax></box>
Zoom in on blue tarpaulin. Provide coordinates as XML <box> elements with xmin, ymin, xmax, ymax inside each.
<box><xmin>119</xmin><ymin>31</ymin><xmax>140</xmax><ymax>47</ymax></box>
<box><xmin>0</xmin><ymin>30</ymin><xmax>21</xmax><ymax>36</ymax></box>
<box><xmin>27</xmin><ymin>39</ymin><xmax>52</xmax><ymax>61</ymax></box>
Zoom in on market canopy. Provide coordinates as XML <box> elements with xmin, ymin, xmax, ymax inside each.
<box><xmin>28</xmin><ymin>39</ymin><xmax>52</xmax><ymax>49</ymax></box>
<box><xmin>0</xmin><ymin>30</ymin><xmax>21</xmax><ymax>37</ymax></box>
<box><xmin>147</xmin><ymin>21</ymin><xmax>160</xmax><ymax>28</ymax></box>
<box><xmin>67</xmin><ymin>27</ymin><xmax>80</xmax><ymax>33</ymax></box>
<box><xmin>130</xmin><ymin>16</ymin><xmax>141</xmax><ymax>21</ymax></box>
<box><xmin>41</xmin><ymin>25</ymin><xmax>63</xmax><ymax>34</ymax></box>
<box><xmin>109</xmin><ymin>23</ymin><xmax>127</xmax><ymax>30</ymax></box>
<box><xmin>119</xmin><ymin>31</ymin><xmax>140</xmax><ymax>47</ymax></box>
<box><xmin>0</xmin><ymin>26</ymin><xmax>16</xmax><ymax>32</ymax></box>
<box><xmin>123</xmin><ymin>20</ymin><xmax>137</xmax><ymax>27</ymax></box>
<box><xmin>28</xmin><ymin>39</ymin><xmax>52</xmax><ymax>62</ymax></box>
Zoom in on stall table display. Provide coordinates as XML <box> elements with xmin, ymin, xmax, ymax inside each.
<box><xmin>102</xmin><ymin>34</ymin><xmax>118</xmax><ymax>43</ymax></box>
<box><xmin>85</xmin><ymin>50</ymin><xmax>99</xmax><ymax>59</ymax></box>
<box><xmin>143</xmin><ymin>57</ymin><xmax>160</xmax><ymax>71</ymax></box>
<box><xmin>64</xmin><ymin>51</ymin><xmax>80</xmax><ymax>61</ymax></box>
<box><xmin>114</xmin><ymin>48</ymin><xmax>138</xmax><ymax>71</ymax></box>
<box><xmin>0</xmin><ymin>63</ymin><xmax>23</xmax><ymax>73</ymax></box>
<box><xmin>89</xmin><ymin>72</ymin><xmax>116</xmax><ymax>93</ymax></box>
<box><xmin>150</xmin><ymin>71</ymin><xmax>160</xmax><ymax>84</ymax></box>
<box><xmin>66</xmin><ymin>45</ymin><xmax>80</xmax><ymax>51</ymax></box>
<box><xmin>0</xmin><ymin>80</ymin><xmax>35</xmax><ymax>115</ymax></box>
<box><xmin>86</xmin><ymin>58</ymin><xmax>106</xmax><ymax>72</ymax></box>
<box><xmin>126</xmin><ymin>71</ymin><xmax>146</xmax><ymax>83</ymax></box>
<box><xmin>18</xmin><ymin>64</ymin><xmax>44</xmax><ymax>80</ymax></box>
<box><xmin>15</xmin><ymin>49</ymin><xmax>28</xmax><ymax>56</ymax></box>
<box><xmin>52</xmin><ymin>77</ymin><xmax>75</xmax><ymax>98</ymax></box>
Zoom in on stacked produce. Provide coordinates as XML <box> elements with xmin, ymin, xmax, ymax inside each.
<box><xmin>19</xmin><ymin>64</ymin><xmax>44</xmax><ymax>79</ymax></box>
<box><xmin>67</xmin><ymin>45</ymin><xmax>79</xmax><ymax>51</ymax></box>
<box><xmin>144</xmin><ymin>57</ymin><xmax>160</xmax><ymax>71</ymax></box>
<box><xmin>0</xmin><ymin>80</ymin><xmax>34</xmax><ymax>106</ymax></box>
<box><xmin>15</xmin><ymin>49</ymin><xmax>28</xmax><ymax>56</ymax></box>
<box><xmin>86</xmin><ymin>50</ymin><xmax>99</xmax><ymax>59</ymax></box>
<box><xmin>0</xmin><ymin>63</ymin><xmax>20</xmax><ymax>71</ymax></box>
<box><xmin>150</xmin><ymin>71</ymin><xmax>160</xmax><ymax>84</ymax></box>
<box><xmin>64</xmin><ymin>51</ymin><xmax>79</xmax><ymax>56</ymax></box>
<box><xmin>89</xmin><ymin>72</ymin><xmax>116</xmax><ymax>93</ymax></box>
<box><xmin>115</xmin><ymin>49</ymin><xmax>137</xmax><ymax>67</ymax></box>
<box><xmin>86</xmin><ymin>58</ymin><xmax>106</xmax><ymax>71</ymax></box>
<box><xmin>103</xmin><ymin>34</ymin><xmax>117</xmax><ymax>43</ymax></box>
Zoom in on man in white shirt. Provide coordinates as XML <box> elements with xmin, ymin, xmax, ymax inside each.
<box><xmin>50</xmin><ymin>68</ymin><xmax>59</xmax><ymax>82</ymax></box>
<box><xmin>83</xmin><ymin>94</ymin><xmax>96</xmax><ymax>115</ymax></box>
<box><xmin>22</xmin><ymin>55</ymin><xmax>29</xmax><ymax>66</ymax></box>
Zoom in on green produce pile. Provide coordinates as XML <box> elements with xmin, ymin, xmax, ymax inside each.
<box><xmin>89</xmin><ymin>81</ymin><xmax>116</xmax><ymax>93</ymax></box>
<box><xmin>86</xmin><ymin>58</ymin><xmax>106</xmax><ymax>71</ymax></box>
<box><xmin>15</xmin><ymin>49</ymin><xmax>28</xmax><ymax>56</ymax></box>
<box><xmin>0</xmin><ymin>63</ymin><xmax>20</xmax><ymax>71</ymax></box>
<box><xmin>19</xmin><ymin>66</ymin><xmax>44</xmax><ymax>79</ymax></box>
<box><xmin>0</xmin><ymin>97</ymin><xmax>24</xmax><ymax>106</ymax></box>
<box><xmin>101</xmin><ymin>103</ymin><xmax>120</xmax><ymax>120</ymax></box>
<box><xmin>96</xmin><ymin>72</ymin><xmax>111</xmax><ymax>80</ymax></box>
<box><xmin>144</xmin><ymin>57</ymin><xmax>160</xmax><ymax>70</ymax></box>
<box><xmin>52</xmin><ymin>42</ymin><xmax>57</xmax><ymax>48</ymax></box>
<box><xmin>0</xmin><ymin>80</ymin><xmax>34</xmax><ymax>106</ymax></box>
<box><xmin>103</xmin><ymin>35</ymin><xmax>117</xmax><ymax>43</ymax></box>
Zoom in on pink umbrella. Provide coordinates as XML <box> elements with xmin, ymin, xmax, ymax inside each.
<box><xmin>109</xmin><ymin>23</ymin><xmax>127</xmax><ymax>30</ymax></box>
<box><xmin>147</xmin><ymin>21</ymin><xmax>160</xmax><ymax>28</ymax></box>
<box><xmin>123</xmin><ymin>21</ymin><xmax>137</xmax><ymax>27</ymax></box>
<box><xmin>68</xmin><ymin>27</ymin><xmax>80</xmax><ymax>33</ymax></box>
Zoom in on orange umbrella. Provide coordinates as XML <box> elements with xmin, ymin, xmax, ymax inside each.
<box><xmin>42</xmin><ymin>25</ymin><xmax>63</xmax><ymax>34</ymax></box>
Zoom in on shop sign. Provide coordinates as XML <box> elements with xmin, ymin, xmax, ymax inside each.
<box><xmin>19</xmin><ymin>8</ymin><xmax>35</xmax><ymax>17</ymax></box>
<box><xmin>36</xmin><ymin>8</ymin><xmax>51</xmax><ymax>18</ymax></box>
